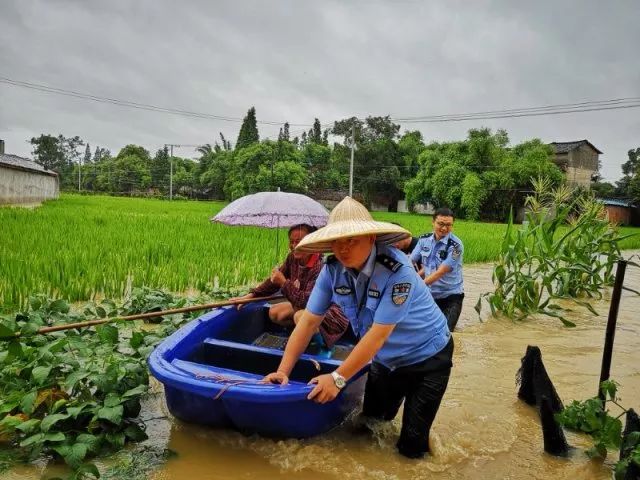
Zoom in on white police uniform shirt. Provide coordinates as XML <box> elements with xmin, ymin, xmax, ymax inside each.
<box><xmin>410</xmin><ymin>232</ymin><xmax>464</xmax><ymax>299</ymax></box>
<box><xmin>306</xmin><ymin>244</ymin><xmax>450</xmax><ymax>370</ymax></box>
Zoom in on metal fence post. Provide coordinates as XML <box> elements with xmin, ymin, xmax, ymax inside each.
<box><xmin>598</xmin><ymin>259</ymin><xmax>627</xmax><ymax>401</ymax></box>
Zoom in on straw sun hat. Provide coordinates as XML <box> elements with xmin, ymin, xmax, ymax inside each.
<box><xmin>295</xmin><ymin>196</ymin><xmax>411</xmax><ymax>253</ymax></box>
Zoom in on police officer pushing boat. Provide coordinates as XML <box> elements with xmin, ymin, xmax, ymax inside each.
<box><xmin>263</xmin><ymin>197</ymin><xmax>453</xmax><ymax>459</ymax></box>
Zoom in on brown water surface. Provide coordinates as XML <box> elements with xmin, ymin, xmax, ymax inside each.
<box><xmin>5</xmin><ymin>257</ymin><xmax>639</xmax><ymax>480</ymax></box>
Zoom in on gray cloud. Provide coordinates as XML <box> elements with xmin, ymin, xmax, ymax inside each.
<box><xmin>1</xmin><ymin>0</ymin><xmax>638</xmax><ymax>181</ymax></box>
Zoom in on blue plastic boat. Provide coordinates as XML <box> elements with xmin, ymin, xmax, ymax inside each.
<box><xmin>148</xmin><ymin>302</ymin><xmax>368</xmax><ymax>438</ymax></box>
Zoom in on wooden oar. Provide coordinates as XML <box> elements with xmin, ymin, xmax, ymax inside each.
<box><xmin>1</xmin><ymin>294</ymin><xmax>284</xmax><ymax>340</ymax></box>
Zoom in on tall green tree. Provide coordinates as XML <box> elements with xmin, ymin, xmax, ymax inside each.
<box><xmin>309</xmin><ymin>118</ymin><xmax>323</xmax><ymax>144</ymax></box>
<box><xmin>616</xmin><ymin>147</ymin><xmax>640</xmax><ymax>203</ymax></box>
<box><xmin>235</xmin><ymin>107</ymin><xmax>259</xmax><ymax>150</ymax></box>
<box><xmin>83</xmin><ymin>143</ymin><xmax>92</xmax><ymax>165</ymax></box>
<box><xmin>30</xmin><ymin>134</ymin><xmax>84</xmax><ymax>188</ymax></box>
<box><xmin>30</xmin><ymin>134</ymin><xmax>65</xmax><ymax>170</ymax></box>
<box><xmin>151</xmin><ymin>147</ymin><xmax>170</xmax><ymax>192</ymax></box>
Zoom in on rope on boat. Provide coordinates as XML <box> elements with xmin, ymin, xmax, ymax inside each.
<box><xmin>194</xmin><ymin>359</ymin><xmax>322</xmax><ymax>400</ymax></box>
<box><xmin>194</xmin><ymin>372</ymin><xmax>257</xmax><ymax>400</ymax></box>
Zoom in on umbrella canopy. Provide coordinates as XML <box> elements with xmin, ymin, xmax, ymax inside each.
<box><xmin>211</xmin><ymin>191</ymin><xmax>329</xmax><ymax>228</ymax></box>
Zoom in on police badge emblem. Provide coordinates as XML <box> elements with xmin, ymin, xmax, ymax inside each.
<box><xmin>391</xmin><ymin>282</ymin><xmax>411</xmax><ymax>305</ymax></box>
<box><xmin>334</xmin><ymin>285</ymin><xmax>352</xmax><ymax>295</ymax></box>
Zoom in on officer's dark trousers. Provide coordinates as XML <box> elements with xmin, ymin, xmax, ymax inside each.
<box><xmin>362</xmin><ymin>338</ymin><xmax>454</xmax><ymax>459</ymax></box>
<box><xmin>434</xmin><ymin>293</ymin><xmax>464</xmax><ymax>331</ymax></box>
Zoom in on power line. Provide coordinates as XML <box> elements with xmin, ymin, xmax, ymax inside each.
<box><xmin>0</xmin><ymin>76</ymin><xmax>313</xmax><ymax>127</ymax></box>
<box><xmin>392</xmin><ymin>99</ymin><xmax>640</xmax><ymax>123</ymax></box>
<box><xmin>4</xmin><ymin>74</ymin><xmax>639</xmax><ymax>131</ymax></box>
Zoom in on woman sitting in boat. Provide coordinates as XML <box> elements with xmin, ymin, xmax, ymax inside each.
<box><xmin>263</xmin><ymin>198</ymin><xmax>453</xmax><ymax>459</ymax></box>
<box><xmin>231</xmin><ymin>223</ymin><xmax>349</xmax><ymax>348</ymax></box>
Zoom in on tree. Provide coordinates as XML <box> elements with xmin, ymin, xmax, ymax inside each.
<box><xmin>83</xmin><ymin>143</ymin><xmax>92</xmax><ymax>165</ymax></box>
<box><xmin>196</xmin><ymin>144</ymin><xmax>212</xmax><ymax>157</ymax></box>
<box><xmin>331</xmin><ymin>116</ymin><xmax>404</xmax><ymax>208</ymax></box>
<box><xmin>405</xmin><ymin>129</ymin><xmax>563</xmax><ymax>221</ymax></box>
<box><xmin>220</xmin><ymin>132</ymin><xmax>232</xmax><ymax>151</ymax></box>
<box><xmin>616</xmin><ymin>147</ymin><xmax>640</xmax><ymax>203</ymax></box>
<box><xmin>31</xmin><ymin>134</ymin><xmax>64</xmax><ymax>170</ymax></box>
<box><xmin>30</xmin><ymin>134</ymin><xmax>84</xmax><ymax>188</ymax></box>
<box><xmin>92</xmin><ymin>146</ymin><xmax>110</xmax><ymax>163</ymax></box>
<box><xmin>151</xmin><ymin>147</ymin><xmax>170</xmax><ymax>192</ymax></box>
<box><xmin>235</xmin><ymin>107</ymin><xmax>259</xmax><ymax>150</ymax></box>
<box><xmin>590</xmin><ymin>181</ymin><xmax>616</xmax><ymax>199</ymax></box>
<box><xmin>255</xmin><ymin>161</ymin><xmax>308</xmax><ymax>193</ymax></box>
<box><xmin>309</xmin><ymin>118</ymin><xmax>323</xmax><ymax>144</ymax></box>
<box><xmin>112</xmin><ymin>155</ymin><xmax>151</xmax><ymax>194</ymax></box>
<box><xmin>460</xmin><ymin>172</ymin><xmax>485</xmax><ymax>220</ymax></box>
<box><xmin>116</xmin><ymin>145</ymin><xmax>150</xmax><ymax>163</ymax></box>
<box><xmin>199</xmin><ymin>150</ymin><xmax>233</xmax><ymax>199</ymax></box>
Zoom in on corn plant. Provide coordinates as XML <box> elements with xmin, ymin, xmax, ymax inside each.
<box><xmin>476</xmin><ymin>177</ymin><xmax>634</xmax><ymax>326</ymax></box>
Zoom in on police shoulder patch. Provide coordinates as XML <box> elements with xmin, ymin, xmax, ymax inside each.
<box><xmin>391</xmin><ymin>282</ymin><xmax>412</xmax><ymax>305</ymax></box>
<box><xmin>376</xmin><ymin>254</ymin><xmax>401</xmax><ymax>272</ymax></box>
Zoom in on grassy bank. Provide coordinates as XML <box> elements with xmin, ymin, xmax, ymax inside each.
<box><xmin>1</xmin><ymin>194</ymin><xmax>638</xmax><ymax>311</ymax></box>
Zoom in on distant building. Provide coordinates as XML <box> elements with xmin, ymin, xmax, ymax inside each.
<box><xmin>598</xmin><ymin>198</ymin><xmax>633</xmax><ymax>226</ymax></box>
<box><xmin>397</xmin><ymin>199</ymin><xmax>435</xmax><ymax>215</ymax></box>
<box><xmin>549</xmin><ymin>140</ymin><xmax>602</xmax><ymax>189</ymax></box>
<box><xmin>0</xmin><ymin>139</ymin><xmax>59</xmax><ymax>206</ymax></box>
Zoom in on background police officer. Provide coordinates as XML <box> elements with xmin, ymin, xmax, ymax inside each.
<box><xmin>410</xmin><ymin>207</ymin><xmax>464</xmax><ymax>331</ymax></box>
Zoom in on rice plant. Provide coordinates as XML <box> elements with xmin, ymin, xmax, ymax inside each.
<box><xmin>1</xmin><ymin>194</ymin><xmax>639</xmax><ymax>313</ymax></box>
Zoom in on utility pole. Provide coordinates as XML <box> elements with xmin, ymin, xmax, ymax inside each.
<box><xmin>164</xmin><ymin>143</ymin><xmax>205</xmax><ymax>200</ymax></box>
<box><xmin>169</xmin><ymin>144</ymin><xmax>173</xmax><ymax>200</ymax></box>
<box><xmin>164</xmin><ymin>143</ymin><xmax>177</xmax><ymax>200</ymax></box>
<box><xmin>78</xmin><ymin>159</ymin><xmax>81</xmax><ymax>192</ymax></box>
<box><xmin>349</xmin><ymin>124</ymin><xmax>355</xmax><ymax>197</ymax></box>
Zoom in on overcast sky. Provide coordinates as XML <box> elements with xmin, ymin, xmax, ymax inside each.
<box><xmin>1</xmin><ymin>0</ymin><xmax>638</xmax><ymax>182</ymax></box>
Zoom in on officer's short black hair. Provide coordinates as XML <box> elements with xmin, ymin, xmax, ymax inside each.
<box><xmin>288</xmin><ymin>223</ymin><xmax>316</xmax><ymax>237</ymax></box>
<box><xmin>433</xmin><ymin>208</ymin><xmax>455</xmax><ymax>221</ymax></box>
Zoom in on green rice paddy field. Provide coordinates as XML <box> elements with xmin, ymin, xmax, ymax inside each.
<box><xmin>1</xmin><ymin>194</ymin><xmax>639</xmax><ymax>312</ymax></box>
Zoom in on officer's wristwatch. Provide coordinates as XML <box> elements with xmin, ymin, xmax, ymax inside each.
<box><xmin>330</xmin><ymin>371</ymin><xmax>347</xmax><ymax>390</ymax></box>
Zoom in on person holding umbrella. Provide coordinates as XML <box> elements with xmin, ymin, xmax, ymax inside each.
<box><xmin>263</xmin><ymin>197</ymin><xmax>453</xmax><ymax>459</ymax></box>
<box><xmin>231</xmin><ymin>223</ymin><xmax>349</xmax><ymax>348</ymax></box>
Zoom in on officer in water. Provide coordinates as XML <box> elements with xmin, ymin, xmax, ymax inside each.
<box><xmin>410</xmin><ymin>207</ymin><xmax>464</xmax><ymax>331</ymax></box>
<box><xmin>263</xmin><ymin>196</ymin><xmax>453</xmax><ymax>459</ymax></box>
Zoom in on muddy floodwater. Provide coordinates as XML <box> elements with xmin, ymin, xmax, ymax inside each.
<box><xmin>6</xmin><ymin>255</ymin><xmax>640</xmax><ymax>480</ymax></box>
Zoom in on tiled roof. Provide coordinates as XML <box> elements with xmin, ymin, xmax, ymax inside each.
<box><xmin>597</xmin><ymin>198</ymin><xmax>632</xmax><ymax>208</ymax></box>
<box><xmin>550</xmin><ymin>140</ymin><xmax>603</xmax><ymax>154</ymax></box>
<box><xmin>0</xmin><ymin>153</ymin><xmax>58</xmax><ymax>176</ymax></box>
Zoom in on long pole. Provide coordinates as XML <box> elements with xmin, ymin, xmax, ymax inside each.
<box><xmin>598</xmin><ymin>259</ymin><xmax>627</xmax><ymax>401</ymax></box>
<box><xmin>78</xmin><ymin>158</ymin><xmax>81</xmax><ymax>191</ymax></box>
<box><xmin>349</xmin><ymin>124</ymin><xmax>355</xmax><ymax>197</ymax></box>
<box><xmin>169</xmin><ymin>144</ymin><xmax>173</xmax><ymax>200</ymax></box>
<box><xmin>1</xmin><ymin>294</ymin><xmax>283</xmax><ymax>340</ymax></box>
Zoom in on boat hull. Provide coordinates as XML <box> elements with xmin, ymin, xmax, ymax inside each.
<box><xmin>148</xmin><ymin>302</ymin><xmax>368</xmax><ymax>438</ymax></box>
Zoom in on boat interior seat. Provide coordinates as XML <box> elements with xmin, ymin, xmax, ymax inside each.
<box><xmin>192</xmin><ymin>337</ymin><xmax>336</xmax><ymax>382</ymax></box>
